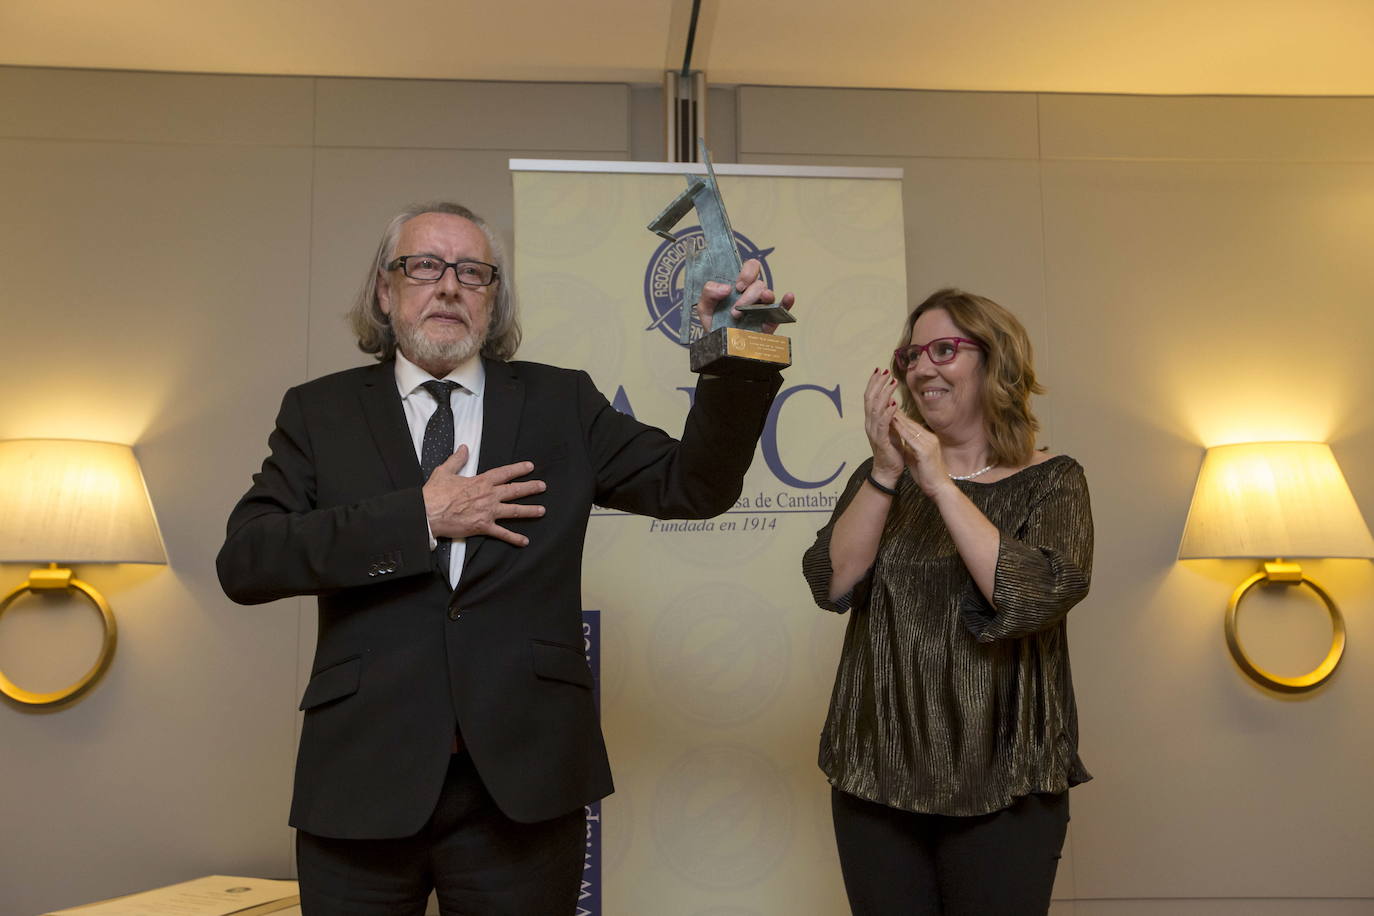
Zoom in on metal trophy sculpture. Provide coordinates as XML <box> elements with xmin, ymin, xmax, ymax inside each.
<box><xmin>647</xmin><ymin>139</ymin><xmax>796</xmax><ymax>377</ymax></box>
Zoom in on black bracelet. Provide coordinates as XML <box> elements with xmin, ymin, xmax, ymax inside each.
<box><xmin>865</xmin><ymin>473</ymin><xmax>898</xmax><ymax>496</ymax></box>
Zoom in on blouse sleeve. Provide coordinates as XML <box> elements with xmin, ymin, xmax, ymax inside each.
<box><xmin>960</xmin><ymin>458</ymin><xmax>1094</xmax><ymax>642</ymax></box>
<box><xmin>802</xmin><ymin>459</ymin><xmax>874</xmax><ymax>614</ymax></box>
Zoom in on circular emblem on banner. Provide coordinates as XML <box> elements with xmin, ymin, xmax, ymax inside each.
<box><xmin>649</xmin><ymin>582</ymin><xmax>790</xmax><ymax>726</ymax></box>
<box><xmin>652</xmin><ymin>744</ymin><xmax>793</xmax><ymax>889</ymax></box>
<box><xmin>643</xmin><ymin>227</ymin><xmax>775</xmax><ymax>347</ymax></box>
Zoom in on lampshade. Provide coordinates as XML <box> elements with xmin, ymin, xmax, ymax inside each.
<box><xmin>0</xmin><ymin>439</ymin><xmax>167</xmax><ymax>565</ymax></box>
<box><xmin>1179</xmin><ymin>441</ymin><xmax>1374</xmax><ymax>560</ymax></box>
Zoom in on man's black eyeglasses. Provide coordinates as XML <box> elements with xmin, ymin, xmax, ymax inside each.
<box><xmin>387</xmin><ymin>255</ymin><xmax>500</xmax><ymax>287</ymax></box>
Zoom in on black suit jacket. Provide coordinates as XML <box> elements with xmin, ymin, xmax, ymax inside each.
<box><xmin>217</xmin><ymin>358</ymin><xmax>779</xmax><ymax>838</ymax></box>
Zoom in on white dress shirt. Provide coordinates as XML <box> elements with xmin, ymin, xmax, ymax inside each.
<box><xmin>394</xmin><ymin>351</ymin><xmax>485</xmax><ymax>587</ymax></box>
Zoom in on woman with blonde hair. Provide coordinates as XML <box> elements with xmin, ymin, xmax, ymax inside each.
<box><xmin>803</xmin><ymin>288</ymin><xmax>1093</xmax><ymax>915</ymax></box>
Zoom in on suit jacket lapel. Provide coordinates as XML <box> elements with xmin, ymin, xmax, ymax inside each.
<box><xmin>358</xmin><ymin>360</ymin><xmax>422</xmax><ymax>490</ymax></box>
<box><xmin>458</xmin><ymin>358</ymin><xmax>525</xmax><ymax>585</ymax></box>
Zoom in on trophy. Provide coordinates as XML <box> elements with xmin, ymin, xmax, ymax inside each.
<box><xmin>647</xmin><ymin>139</ymin><xmax>796</xmax><ymax>377</ymax></box>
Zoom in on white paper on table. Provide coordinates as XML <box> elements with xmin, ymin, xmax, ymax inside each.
<box><xmin>44</xmin><ymin>875</ymin><xmax>300</xmax><ymax>916</ymax></box>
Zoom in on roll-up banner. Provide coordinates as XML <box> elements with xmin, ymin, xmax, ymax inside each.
<box><xmin>514</xmin><ymin>159</ymin><xmax>906</xmax><ymax>915</ymax></box>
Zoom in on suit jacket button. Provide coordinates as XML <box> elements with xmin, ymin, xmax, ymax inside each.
<box><xmin>448</xmin><ymin>607</ymin><xmax>461</xmax><ymax>620</ymax></box>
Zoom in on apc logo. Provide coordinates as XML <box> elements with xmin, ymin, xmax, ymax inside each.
<box><xmin>643</xmin><ymin>227</ymin><xmax>775</xmax><ymax>347</ymax></box>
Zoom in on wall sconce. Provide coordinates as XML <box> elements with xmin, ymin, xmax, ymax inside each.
<box><xmin>1179</xmin><ymin>441</ymin><xmax>1374</xmax><ymax>693</ymax></box>
<box><xmin>0</xmin><ymin>439</ymin><xmax>166</xmax><ymax>706</ymax></box>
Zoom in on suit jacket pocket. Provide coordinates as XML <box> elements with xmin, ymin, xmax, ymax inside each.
<box><xmin>299</xmin><ymin>654</ymin><xmax>362</xmax><ymax>710</ymax></box>
<box><xmin>530</xmin><ymin>639</ymin><xmax>593</xmax><ymax>689</ymax></box>
<box><xmin>524</xmin><ymin>441</ymin><xmax>569</xmax><ymax>474</ymax></box>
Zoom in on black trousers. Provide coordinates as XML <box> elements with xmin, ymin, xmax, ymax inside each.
<box><xmin>296</xmin><ymin>750</ymin><xmax>585</xmax><ymax>916</ymax></box>
<box><xmin>831</xmin><ymin>788</ymin><xmax>1069</xmax><ymax>916</ymax></box>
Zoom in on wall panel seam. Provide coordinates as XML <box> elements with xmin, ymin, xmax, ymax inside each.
<box><xmin>0</xmin><ymin>135</ymin><xmax>315</xmax><ymax>149</ymax></box>
<box><xmin>1054</xmin><ymin>897</ymin><xmax>1374</xmax><ymax>902</ymax></box>
<box><xmin>738</xmin><ymin>150</ymin><xmax>1040</xmax><ymax>162</ymax></box>
<box><xmin>309</xmin><ymin>144</ymin><xmax>634</xmax><ymax>155</ymax></box>
<box><xmin>1041</xmin><ymin>154</ymin><xmax>1374</xmax><ymax>165</ymax></box>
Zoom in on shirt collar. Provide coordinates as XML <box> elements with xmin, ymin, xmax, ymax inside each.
<box><xmin>394</xmin><ymin>350</ymin><xmax>486</xmax><ymax>400</ymax></box>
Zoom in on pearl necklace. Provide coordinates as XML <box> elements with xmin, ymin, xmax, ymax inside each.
<box><xmin>948</xmin><ymin>463</ymin><xmax>995</xmax><ymax>481</ymax></box>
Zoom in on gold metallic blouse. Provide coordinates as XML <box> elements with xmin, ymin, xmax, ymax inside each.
<box><xmin>803</xmin><ymin>454</ymin><xmax>1093</xmax><ymax>817</ymax></box>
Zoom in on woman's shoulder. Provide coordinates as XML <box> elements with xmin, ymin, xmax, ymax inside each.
<box><xmin>974</xmin><ymin>452</ymin><xmax>1080</xmax><ymax>486</ymax></box>
<box><xmin>1027</xmin><ymin>453</ymin><xmax>1089</xmax><ymax>495</ymax></box>
<box><xmin>1030</xmin><ymin>451</ymin><xmax>1082</xmax><ymax>468</ymax></box>
<box><xmin>1028</xmin><ymin>452</ymin><xmax>1084</xmax><ymax>477</ymax></box>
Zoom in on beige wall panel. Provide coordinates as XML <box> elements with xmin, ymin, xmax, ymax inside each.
<box><xmin>1041</xmin><ymin>158</ymin><xmax>1374</xmax><ymax>900</ymax></box>
<box><xmin>629</xmin><ymin>86</ymin><xmax>659</xmax><ymax>161</ymax></box>
<box><xmin>629</xmin><ymin>86</ymin><xmax>663</xmax><ymax>161</ymax></box>
<box><xmin>710</xmin><ymin>87</ymin><xmax>739</xmax><ymax>162</ymax></box>
<box><xmin>1338</xmin><ymin>428</ymin><xmax>1374</xmax><ymax>562</ymax></box>
<box><xmin>314</xmin><ymin>78</ymin><xmax>629</xmax><ymax>151</ymax></box>
<box><xmin>739</xmin><ymin>86</ymin><xmax>1039</xmax><ymax>159</ymax></box>
<box><xmin>1041</xmin><ymin>94</ymin><xmax>1374</xmax><ymax>162</ymax></box>
<box><xmin>0</xmin><ymin>66</ymin><xmax>313</xmax><ymax>145</ymax></box>
<box><xmin>0</xmin><ymin>137</ymin><xmax>312</xmax><ymax>915</ymax></box>
<box><xmin>305</xmin><ymin>146</ymin><xmax>631</xmax><ymax>381</ymax></box>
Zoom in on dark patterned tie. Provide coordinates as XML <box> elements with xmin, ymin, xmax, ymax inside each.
<box><xmin>420</xmin><ymin>380</ymin><xmax>461</xmax><ymax>579</ymax></box>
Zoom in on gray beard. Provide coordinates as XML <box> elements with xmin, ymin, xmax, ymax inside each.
<box><xmin>393</xmin><ymin>318</ymin><xmax>483</xmax><ymax>372</ymax></box>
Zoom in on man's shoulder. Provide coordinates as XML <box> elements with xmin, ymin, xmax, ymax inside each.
<box><xmin>290</xmin><ymin>361</ymin><xmax>391</xmax><ymax>398</ymax></box>
<box><xmin>494</xmin><ymin>358</ymin><xmax>589</xmax><ymax>387</ymax></box>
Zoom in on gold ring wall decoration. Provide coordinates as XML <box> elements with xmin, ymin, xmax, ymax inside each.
<box><xmin>0</xmin><ymin>565</ymin><xmax>118</xmax><ymax>706</ymax></box>
<box><xmin>1179</xmin><ymin>442</ymin><xmax>1373</xmax><ymax>697</ymax></box>
<box><xmin>1224</xmin><ymin>561</ymin><xmax>1344</xmax><ymax>693</ymax></box>
<box><xmin>0</xmin><ymin>439</ymin><xmax>166</xmax><ymax>707</ymax></box>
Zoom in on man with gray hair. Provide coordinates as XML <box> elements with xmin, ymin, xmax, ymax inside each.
<box><xmin>217</xmin><ymin>201</ymin><xmax>791</xmax><ymax>914</ymax></box>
